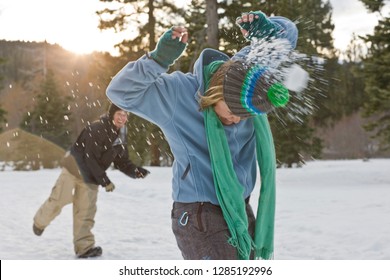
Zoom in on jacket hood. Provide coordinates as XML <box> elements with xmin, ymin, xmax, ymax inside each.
<box><xmin>269</xmin><ymin>16</ymin><xmax>298</xmax><ymax>49</ymax></box>
<box><xmin>193</xmin><ymin>48</ymin><xmax>230</xmax><ymax>99</ymax></box>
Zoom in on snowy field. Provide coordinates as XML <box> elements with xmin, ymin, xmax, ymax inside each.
<box><xmin>1</xmin><ymin>159</ymin><xmax>389</xmax><ymax>260</ymax></box>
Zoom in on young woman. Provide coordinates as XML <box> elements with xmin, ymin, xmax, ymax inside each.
<box><xmin>106</xmin><ymin>11</ymin><xmax>298</xmax><ymax>260</ymax></box>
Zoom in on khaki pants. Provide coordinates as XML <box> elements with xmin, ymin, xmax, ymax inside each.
<box><xmin>33</xmin><ymin>168</ymin><xmax>99</xmax><ymax>256</ymax></box>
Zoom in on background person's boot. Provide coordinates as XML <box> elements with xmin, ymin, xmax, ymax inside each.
<box><xmin>33</xmin><ymin>224</ymin><xmax>44</xmax><ymax>236</ymax></box>
<box><xmin>77</xmin><ymin>246</ymin><xmax>103</xmax><ymax>258</ymax></box>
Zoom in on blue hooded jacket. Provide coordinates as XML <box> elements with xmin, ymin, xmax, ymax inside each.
<box><xmin>106</xmin><ymin>16</ymin><xmax>297</xmax><ymax>205</ymax></box>
<box><xmin>106</xmin><ymin>48</ymin><xmax>255</xmax><ymax>205</ymax></box>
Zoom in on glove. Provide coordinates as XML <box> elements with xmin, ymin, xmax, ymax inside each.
<box><xmin>135</xmin><ymin>167</ymin><xmax>150</xmax><ymax>178</ymax></box>
<box><xmin>236</xmin><ymin>11</ymin><xmax>281</xmax><ymax>41</ymax></box>
<box><xmin>150</xmin><ymin>27</ymin><xmax>187</xmax><ymax>68</ymax></box>
<box><xmin>105</xmin><ymin>182</ymin><xmax>115</xmax><ymax>192</ymax></box>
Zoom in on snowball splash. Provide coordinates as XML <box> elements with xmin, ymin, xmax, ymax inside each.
<box><xmin>246</xmin><ymin>37</ymin><xmax>310</xmax><ymax>93</ymax></box>
<box><xmin>283</xmin><ymin>63</ymin><xmax>310</xmax><ymax>93</ymax></box>
<box><xmin>241</xmin><ymin>37</ymin><xmax>323</xmax><ymax>122</ymax></box>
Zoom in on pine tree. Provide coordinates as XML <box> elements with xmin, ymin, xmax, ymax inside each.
<box><xmin>272</xmin><ymin>0</ymin><xmax>333</xmax><ymax>165</ymax></box>
<box><xmin>97</xmin><ymin>0</ymin><xmax>185</xmax><ymax>57</ymax></box>
<box><xmin>0</xmin><ymin>106</ymin><xmax>5</xmax><ymax>133</ymax></box>
<box><xmin>97</xmin><ymin>0</ymin><xmax>185</xmax><ymax>166</ymax></box>
<box><xmin>361</xmin><ymin>16</ymin><xmax>390</xmax><ymax>150</ymax></box>
<box><xmin>359</xmin><ymin>0</ymin><xmax>385</xmax><ymax>12</ymax></box>
<box><xmin>0</xmin><ymin>57</ymin><xmax>7</xmax><ymax>133</ymax></box>
<box><xmin>340</xmin><ymin>40</ymin><xmax>366</xmax><ymax>117</ymax></box>
<box><xmin>126</xmin><ymin>114</ymin><xmax>173</xmax><ymax>166</ymax></box>
<box><xmin>272</xmin><ymin>117</ymin><xmax>322</xmax><ymax>167</ymax></box>
<box><xmin>20</xmin><ymin>70</ymin><xmax>72</xmax><ymax>149</ymax></box>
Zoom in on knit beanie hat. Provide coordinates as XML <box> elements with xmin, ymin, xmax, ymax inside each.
<box><xmin>108</xmin><ymin>103</ymin><xmax>123</xmax><ymax>120</ymax></box>
<box><xmin>223</xmin><ymin>60</ymin><xmax>289</xmax><ymax>118</ymax></box>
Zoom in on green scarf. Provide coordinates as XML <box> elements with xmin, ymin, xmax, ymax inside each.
<box><xmin>203</xmin><ymin>61</ymin><xmax>276</xmax><ymax>260</ymax></box>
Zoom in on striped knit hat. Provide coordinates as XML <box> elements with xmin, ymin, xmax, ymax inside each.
<box><xmin>223</xmin><ymin>60</ymin><xmax>289</xmax><ymax>118</ymax></box>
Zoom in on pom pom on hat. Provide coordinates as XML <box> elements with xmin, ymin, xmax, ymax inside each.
<box><xmin>267</xmin><ymin>82</ymin><xmax>290</xmax><ymax>106</ymax></box>
<box><xmin>223</xmin><ymin>60</ymin><xmax>289</xmax><ymax>118</ymax></box>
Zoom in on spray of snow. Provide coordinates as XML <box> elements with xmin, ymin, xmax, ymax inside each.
<box><xmin>243</xmin><ymin>37</ymin><xmax>326</xmax><ymax>124</ymax></box>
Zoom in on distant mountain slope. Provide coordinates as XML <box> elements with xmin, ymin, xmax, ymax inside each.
<box><xmin>0</xmin><ymin>40</ymin><xmax>117</xmax><ymax>133</ymax></box>
<box><xmin>0</xmin><ymin>128</ymin><xmax>65</xmax><ymax>170</ymax></box>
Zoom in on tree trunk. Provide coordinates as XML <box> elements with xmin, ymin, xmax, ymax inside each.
<box><xmin>206</xmin><ymin>0</ymin><xmax>219</xmax><ymax>48</ymax></box>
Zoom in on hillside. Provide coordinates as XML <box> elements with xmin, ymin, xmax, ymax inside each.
<box><xmin>0</xmin><ymin>40</ymin><xmax>119</xmax><ymax>135</ymax></box>
<box><xmin>0</xmin><ymin>128</ymin><xmax>66</xmax><ymax>170</ymax></box>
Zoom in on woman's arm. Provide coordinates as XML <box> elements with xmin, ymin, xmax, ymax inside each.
<box><xmin>106</xmin><ymin>27</ymin><xmax>189</xmax><ymax>126</ymax></box>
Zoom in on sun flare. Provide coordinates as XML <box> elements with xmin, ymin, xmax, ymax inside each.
<box><xmin>57</xmin><ymin>31</ymin><xmax>121</xmax><ymax>56</ymax></box>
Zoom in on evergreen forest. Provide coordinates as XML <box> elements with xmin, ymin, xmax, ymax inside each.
<box><xmin>0</xmin><ymin>0</ymin><xmax>389</xmax><ymax>169</ymax></box>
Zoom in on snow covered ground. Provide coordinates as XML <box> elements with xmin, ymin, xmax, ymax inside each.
<box><xmin>1</xmin><ymin>159</ymin><xmax>389</xmax><ymax>260</ymax></box>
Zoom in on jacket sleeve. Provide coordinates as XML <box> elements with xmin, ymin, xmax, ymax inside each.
<box><xmin>113</xmin><ymin>145</ymin><xmax>138</xmax><ymax>178</ymax></box>
<box><xmin>106</xmin><ymin>55</ymin><xmax>195</xmax><ymax>127</ymax></box>
<box><xmin>232</xmin><ymin>45</ymin><xmax>252</xmax><ymax>61</ymax></box>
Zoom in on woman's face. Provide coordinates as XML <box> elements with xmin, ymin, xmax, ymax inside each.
<box><xmin>112</xmin><ymin>110</ymin><xmax>128</xmax><ymax>129</ymax></box>
<box><xmin>214</xmin><ymin>100</ymin><xmax>241</xmax><ymax>125</ymax></box>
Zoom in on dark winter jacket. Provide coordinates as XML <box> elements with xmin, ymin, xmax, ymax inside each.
<box><xmin>61</xmin><ymin>115</ymin><xmax>138</xmax><ymax>186</ymax></box>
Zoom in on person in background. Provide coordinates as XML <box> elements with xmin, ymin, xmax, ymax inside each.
<box><xmin>33</xmin><ymin>103</ymin><xmax>150</xmax><ymax>258</ymax></box>
<box><xmin>106</xmin><ymin>11</ymin><xmax>298</xmax><ymax>259</ymax></box>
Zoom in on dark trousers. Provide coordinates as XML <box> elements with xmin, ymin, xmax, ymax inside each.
<box><xmin>171</xmin><ymin>199</ymin><xmax>256</xmax><ymax>260</ymax></box>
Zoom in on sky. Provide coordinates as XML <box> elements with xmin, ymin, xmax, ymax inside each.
<box><xmin>0</xmin><ymin>0</ymin><xmax>389</xmax><ymax>55</ymax></box>
<box><xmin>1</xmin><ymin>158</ymin><xmax>390</xmax><ymax>279</ymax></box>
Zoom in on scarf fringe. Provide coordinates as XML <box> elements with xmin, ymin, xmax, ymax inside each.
<box><xmin>228</xmin><ymin>233</ymin><xmax>256</xmax><ymax>260</ymax></box>
<box><xmin>254</xmin><ymin>247</ymin><xmax>274</xmax><ymax>260</ymax></box>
